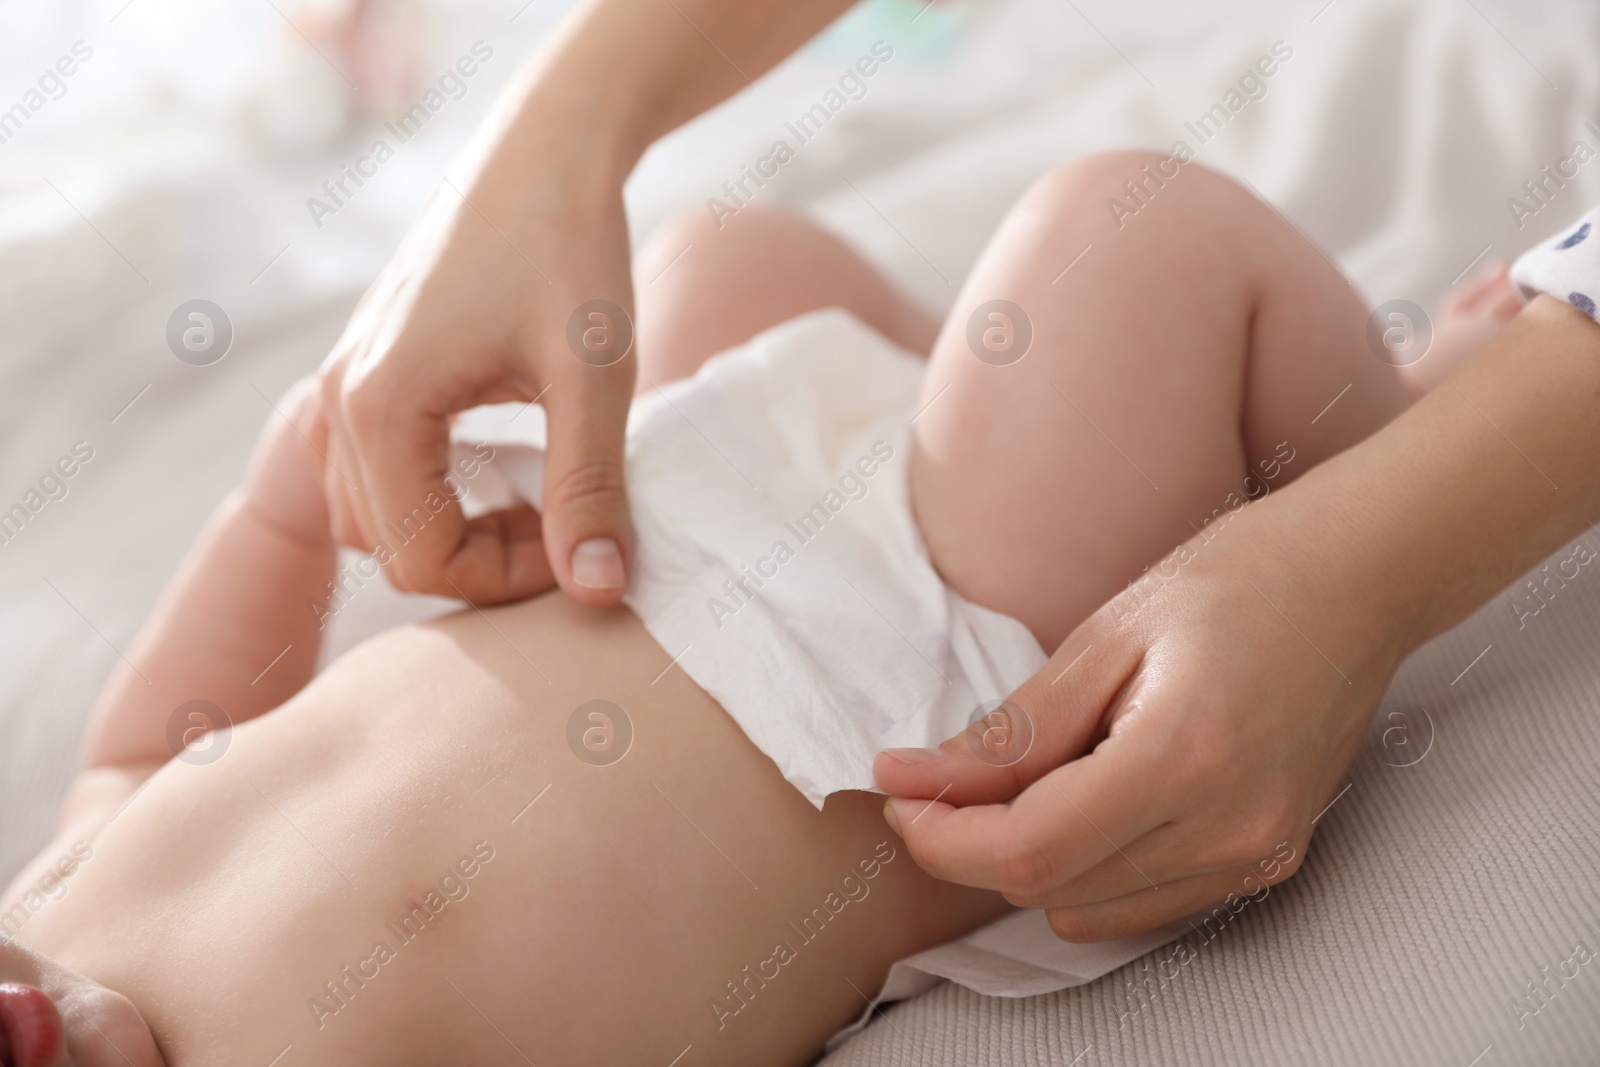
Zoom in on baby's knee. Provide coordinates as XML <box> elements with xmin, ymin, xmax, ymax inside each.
<box><xmin>1018</xmin><ymin>150</ymin><xmax>1255</xmax><ymax>237</ymax></box>
<box><xmin>635</xmin><ymin>207</ymin><xmax>710</xmax><ymax>286</ymax></box>
<box><xmin>636</xmin><ymin>204</ymin><xmax>823</xmax><ymax>287</ymax></box>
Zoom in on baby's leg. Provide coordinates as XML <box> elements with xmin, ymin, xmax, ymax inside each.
<box><xmin>632</xmin><ymin>206</ymin><xmax>939</xmax><ymax>388</ymax></box>
<box><xmin>913</xmin><ymin>151</ymin><xmax>1414</xmax><ymax>650</ymax></box>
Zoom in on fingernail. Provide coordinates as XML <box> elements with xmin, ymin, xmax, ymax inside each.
<box><xmin>883</xmin><ymin>747</ymin><xmax>942</xmax><ymax>765</ymax></box>
<box><xmin>572</xmin><ymin>538</ymin><xmax>626</xmax><ymax>590</ymax></box>
<box><xmin>883</xmin><ymin>800</ymin><xmax>903</xmax><ymax>836</ymax></box>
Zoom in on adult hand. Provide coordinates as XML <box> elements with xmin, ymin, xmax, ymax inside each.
<box><xmin>874</xmin><ymin>492</ymin><xmax>1403</xmax><ymax>942</ymax></box>
<box><xmin>317</xmin><ymin>126</ymin><xmax>636</xmax><ymax>606</ymax></box>
<box><xmin>877</xmin><ymin>298</ymin><xmax>1600</xmax><ymax>943</ymax></box>
<box><xmin>312</xmin><ymin>0</ymin><xmax>860</xmax><ymax>608</ymax></box>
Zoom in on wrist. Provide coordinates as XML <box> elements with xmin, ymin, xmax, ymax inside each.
<box><xmin>1243</xmin><ymin>296</ymin><xmax>1600</xmax><ymax>668</ymax></box>
<box><xmin>475</xmin><ymin>24</ymin><xmax>661</xmax><ymax>197</ymax></box>
<box><xmin>235</xmin><ymin>485</ymin><xmax>335</xmax><ymax>556</ymax></box>
<box><xmin>1209</xmin><ymin>476</ymin><xmax>1422</xmax><ymax>685</ymax></box>
<box><xmin>493</xmin><ymin>77</ymin><xmax>642</xmax><ymax>191</ymax></box>
<box><xmin>447</xmin><ymin>63</ymin><xmax>635</xmax><ymax>270</ymax></box>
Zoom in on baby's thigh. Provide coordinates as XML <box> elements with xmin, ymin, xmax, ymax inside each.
<box><xmin>447</xmin><ymin>595</ymin><xmax>1004</xmax><ymax>1067</ymax></box>
<box><xmin>634</xmin><ymin>206</ymin><xmax>939</xmax><ymax>389</ymax></box>
<box><xmin>909</xmin><ymin>153</ymin><xmax>1316</xmax><ymax>650</ymax></box>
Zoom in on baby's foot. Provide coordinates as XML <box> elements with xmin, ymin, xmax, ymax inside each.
<box><xmin>1399</xmin><ymin>262</ymin><xmax>1524</xmax><ymax>397</ymax></box>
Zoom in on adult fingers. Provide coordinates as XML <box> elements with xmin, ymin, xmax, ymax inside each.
<box><xmin>538</xmin><ymin>338</ymin><xmax>636</xmax><ymax>607</ymax></box>
<box><xmin>874</xmin><ymin>620</ymin><xmax>1143</xmax><ymax>807</ymax></box>
<box><xmin>883</xmin><ymin>725</ymin><xmax>1173</xmax><ymax>896</ymax></box>
<box><xmin>1003</xmin><ymin>828</ymin><xmax>1194</xmax><ymax>910</ymax></box>
<box><xmin>1042</xmin><ymin>866</ymin><xmax>1277</xmax><ymax>944</ymax></box>
<box><xmin>339</xmin><ymin>361</ymin><xmax>464</xmax><ymax>596</ymax></box>
<box><xmin>336</xmin><ymin>342</ymin><xmax>562</xmax><ymax>603</ymax></box>
<box><xmin>1007</xmin><ymin>823</ymin><xmax>1310</xmax><ymax>910</ymax></box>
<box><xmin>1039</xmin><ymin>832</ymin><xmax>1309</xmax><ymax>943</ymax></box>
<box><xmin>444</xmin><ymin>503</ymin><xmax>556</xmax><ymax>598</ymax></box>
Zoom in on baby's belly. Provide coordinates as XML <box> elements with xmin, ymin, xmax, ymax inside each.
<box><xmin>24</xmin><ymin>593</ymin><xmax>995</xmax><ymax>1067</ymax></box>
<box><xmin>25</xmin><ymin>594</ymin><xmax>678</xmax><ymax>1065</ymax></box>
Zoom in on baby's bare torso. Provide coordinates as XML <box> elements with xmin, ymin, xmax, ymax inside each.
<box><xmin>25</xmin><ymin>594</ymin><xmax>611</xmax><ymax>1065</ymax></box>
<box><xmin>20</xmin><ymin>594</ymin><xmax>992</xmax><ymax>1066</ymax></box>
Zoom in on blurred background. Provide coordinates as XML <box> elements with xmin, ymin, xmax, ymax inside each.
<box><xmin>2</xmin><ymin>0</ymin><xmax>1596</xmax><ymax>883</ymax></box>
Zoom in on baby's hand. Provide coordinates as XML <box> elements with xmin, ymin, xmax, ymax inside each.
<box><xmin>1403</xmin><ymin>262</ymin><xmax>1524</xmax><ymax>395</ymax></box>
<box><xmin>240</xmin><ymin>376</ymin><xmax>335</xmax><ymax>549</ymax></box>
<box><xmin>1438</xmin><ymin>260</ymin><xmax>1523</xmax><ymax>337</ymax></box>
<box><xmin>0</xmin><ymin>940</ymin><xmax>165</xmax><ymax>1067</ymax></box>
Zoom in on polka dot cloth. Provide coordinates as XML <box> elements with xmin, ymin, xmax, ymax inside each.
<box><xmin>1511</xmin><ymin>208</ymin><xmax>1600</xmax><ymax>319</ymax></box>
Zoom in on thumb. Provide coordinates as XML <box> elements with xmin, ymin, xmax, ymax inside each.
<box><xmin>873</xmin><ymin>620</ymin><xmax>1143</xmax><ymax>806</ymax></box>
<box><xmin>540</xmin><ymin>324</ymin><xmax>636</xmax><ymax>608</ymax></box>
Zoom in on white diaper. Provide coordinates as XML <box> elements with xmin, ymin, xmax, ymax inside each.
<box><xmin>453</xmin><ymin>309</ymin><xmax>1184</xmax><ymax>1018</ymax></box>
<box><xmin>454</xmin><ymin>308</ymin><xmax>1047</xmax><ymax>807</ymax></box>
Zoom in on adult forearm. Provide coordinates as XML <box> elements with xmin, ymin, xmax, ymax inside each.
<box><xmin>490</xmin><ymin>0</ymin><xmax>857</xmax><ymax>179</ymax></box>
<box><xmin>1262</xmin><ymin>295</ymin><xmax>1600</xmax><ymax>670</ymax></box>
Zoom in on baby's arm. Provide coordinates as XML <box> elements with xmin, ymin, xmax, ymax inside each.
<box><xmin>3</xmin><ymin>381</ymin><xmax>336</xmax><ymax>906</ymax></box>
<box><xmin>64</xmin><ymin>380</ymin><xmax>337</xmax><ymax>820</ymax></box>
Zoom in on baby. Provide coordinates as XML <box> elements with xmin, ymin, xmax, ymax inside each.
<box><xmin>0</xmin><ymin>152</ymin><xmax>1518</xmax><ymax>1067</ymax></box>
